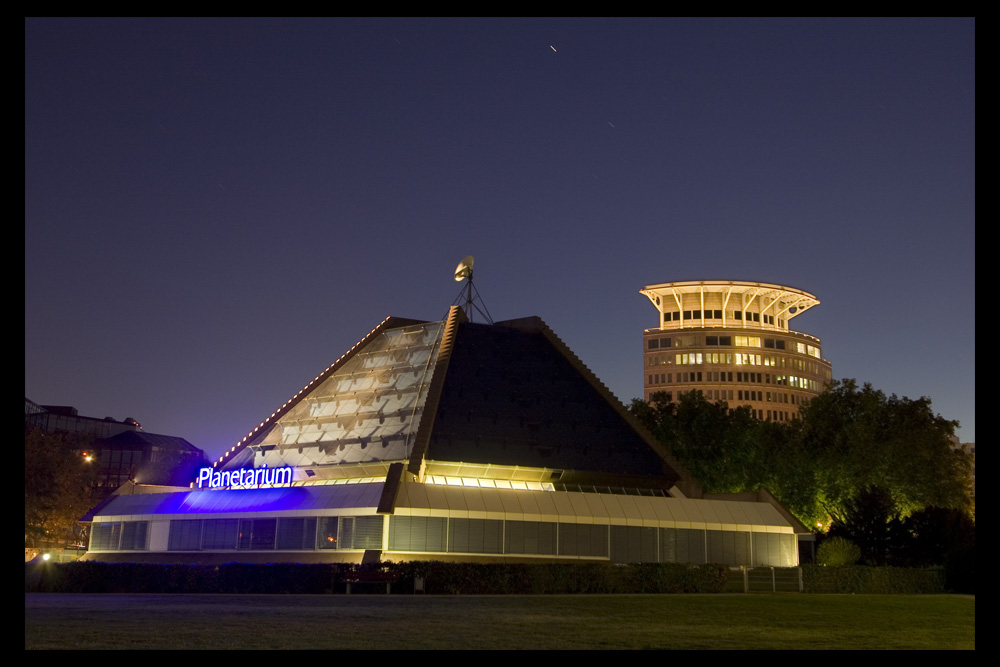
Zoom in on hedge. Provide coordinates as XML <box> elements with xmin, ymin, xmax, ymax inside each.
<box><xmin>25</xmin><ymin>561</ymin><xmax>951</xmax><ymax>595</ymax></box>
<box><xmin>25</xmin><ymin>561</ymin><xmax>728</xmax><ymax>595</ymax></box>
<box><xmin>801</xmin><ymin>564</ymin><xmax>945</xmax><ymax>594</ymax></box>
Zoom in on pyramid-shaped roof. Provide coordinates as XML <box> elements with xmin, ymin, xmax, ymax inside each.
<box><xmin>216</xmin><ymin>306</ymin><xmax>699</xmax><ymax>495</ymax></box>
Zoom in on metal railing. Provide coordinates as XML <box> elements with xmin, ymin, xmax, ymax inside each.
<box><xmin>729</xmin><ymin>566</ymin><xmax>803</xmax><ymax>593</ymax></box>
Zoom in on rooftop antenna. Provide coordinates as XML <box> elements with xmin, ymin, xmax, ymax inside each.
<box><xmin>452</xmin><ymin>255</ymin><xmax>494</xmax><ymax>324</ymax></box>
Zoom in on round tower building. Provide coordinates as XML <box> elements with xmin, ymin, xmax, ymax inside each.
<box><xmin>640</xmin><ymin>280</ymin><xmax>832</xmax><ymax>421</ymax></box>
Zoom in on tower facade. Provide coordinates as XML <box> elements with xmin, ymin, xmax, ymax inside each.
<box><xmin>640</xmin><ymin>280</ymin><xmax>832</xmax><ymax>421</ymax></box>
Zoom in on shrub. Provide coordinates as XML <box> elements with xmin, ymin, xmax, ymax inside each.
<box><xmin>817</xmin><ymin>537</ymin><xmax>861</xmax><ymax>566</ymax></box>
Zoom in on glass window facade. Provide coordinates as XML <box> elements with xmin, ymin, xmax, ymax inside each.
<box><xmin>164</xmin><ymin>515</ymin><xmax>386</xmax><ymax>552</ymax></box>
<box><xmin>90</xmin><ymin>521</ymin><xmax>149</xmax><ymax>551</ymax></box>
<box><xmin>129</xmin><ymin>514</ymin><xmax>796</xmax><ymax>566</ymax></box>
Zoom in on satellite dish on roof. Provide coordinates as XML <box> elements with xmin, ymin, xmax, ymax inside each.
<box><xmin>454</xmin><ymin>255</ymin><xmax>474</xmax><ymax>282</ymax></box>
<box><xmin>449</xmin><ymin>255</ymin><xmax>493</xmax><ymax>324</ymax></box>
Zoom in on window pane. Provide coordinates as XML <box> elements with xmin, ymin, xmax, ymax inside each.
<box><xmin>505</xmin><ymin>521</ymin><xmax>556</xmax><ymax>555</ymax></box>
<box><xmin>558</xmin><ymin>523</ymin><xmax>607</xmax><ymax>557</ymax></box>
<box><xmin>452</xmin><ymin>518</ymin><xmax>503</xmax><ymax>554</ymax></box>
<box><xmin>168</xmin><ymin>520</ymin><xmax>203</xmax><ymax>551</ymax></box>
<box><xmin>276</xmin><ymin>517</ymin><xmax>317</xmax><ymax>550</ymax></box>
<box><xmin>389</xmin><ymin>516</ymin><xmax>447</xmax><ymax>552</ymax></box>
<box><xmin>317</xmin><ymin>517</ymin><xmax>339</xmax><ymax>550</ymax></box>
<box><xmin>120</xmin><ymin>521</ymin><xmax>148</xmax><ymax>551</ymax></box>
<box><xmin>237</xmin><ymin>518</ymin><xmax>277</xmax><ymax>550</ymax></box>
<box><xmin>90</xmin><ymin>522</ymin><xmax>121</xmax><ymax>551</ymax></box>
<box><xmin>201</xmin><ymin>519</ymin><xmax>239</xmax><ymax>550</ymax></box>
<box><xmin>340</xmin><ymin>516</ymin><xmax>383</xmax><ymax>550</ymax></box>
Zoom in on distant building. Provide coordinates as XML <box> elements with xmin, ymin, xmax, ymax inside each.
<box><xmin>25</xmin><ymin>398</ymin><xmax>206</xmax><ymax>499</ymax></box>
<box><xmin>81</xmin><ymin>307</ymin><xmax>806</xmax><ymax>566</ymax></box>
<box><xmin>25</xmin><ymin>398</ymin><xmax>141</xmax><ymax>439</ymax></box>
<box><xmin>88</xmin><ymin>430</ymin><xmax>206</xmax><ymax>499</ymax></box>
<box><xmin>639</xmin><ymin>280</ymin><xmax>833</xmax><ymax>420</ymax></box>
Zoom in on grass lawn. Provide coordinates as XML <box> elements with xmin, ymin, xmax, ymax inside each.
<box><xmin>25</xmin><ymin>593</ymin><xmax>973</xmax><ymax>650</ymax></box>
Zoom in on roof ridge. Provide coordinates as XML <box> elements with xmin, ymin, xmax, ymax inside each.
<box><xmin>405</xmin><ymin>305</ymin><xmax>464</xmax><ymax>480</ymax></box>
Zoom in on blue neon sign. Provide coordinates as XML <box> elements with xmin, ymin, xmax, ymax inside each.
<box><xmin>196</xmin><ymin>465</ymin><xmax>293</xmax><ymax>490</ymax></box>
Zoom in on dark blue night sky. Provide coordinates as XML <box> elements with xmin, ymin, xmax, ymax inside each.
<box><xmin>25</xmin><ymin>18</ymin><xmax>975</xmax><ymax>460</ymax></box>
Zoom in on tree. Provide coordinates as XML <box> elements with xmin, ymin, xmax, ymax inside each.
<box><xmin>630</xmin><ymin>391</ymin><xmax>821</xmax><ymax>523</ymax></box>
<box><xmin>827</xmin><ymin>485</ymin><xmax>906</xmax><ymax>565</ymax></box>
<box><xmin>798</xmin><ymin>380</ymin><xmax>972</xmax><ymax>524</ymax></box>
<box><xmin>631</xmin><ymin>391</ymin><xmax>741</xmax><ymax>492</ymax></box>
<box><xmin>897</xmin><ymin>506</ymin><xmax>975</xmax><ymax>568</ymax></box>
<box><xmin>25</xmin><ymin>426</ymin><xmax>98</xmax><ymax>547</ymax></box>
<box><xmin>631</xmin><ymin>380</ymin><xmax>972</xmax><ymax>535</ymax></box>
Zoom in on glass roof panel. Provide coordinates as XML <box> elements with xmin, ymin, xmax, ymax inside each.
<box><xmin>250</xmin><ymin>321</ymin><xmax>444</xmax><ymax>469</ymax></box>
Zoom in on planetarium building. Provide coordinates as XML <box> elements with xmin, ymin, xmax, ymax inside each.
<box><xmin>640</xmin><ymin>280</ymin><xmax>833</xmax><ymax>422</ymax></box>
<box><xmin>82</xmin><ymin>306</ymin><xmax>803</xmax><ymax>566</ymax></box>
